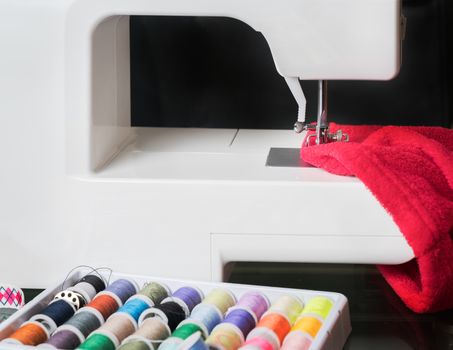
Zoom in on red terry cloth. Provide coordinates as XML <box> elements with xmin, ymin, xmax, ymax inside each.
<box><xmin>301</xmin><ymin>123</ymin><xmax>453</xmax><ymax>313</ymax></box>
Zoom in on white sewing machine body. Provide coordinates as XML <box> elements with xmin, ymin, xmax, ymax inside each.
<box><xmin>0</xmin><ymin>0</ymin><xmax>413</xmax><ymax>288</ymax></box>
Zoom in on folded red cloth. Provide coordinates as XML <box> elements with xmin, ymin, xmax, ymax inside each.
<box><xmin>301</xmin><ymin>123</ymin><xmax>453</xmax><ymax>313</ymax></box>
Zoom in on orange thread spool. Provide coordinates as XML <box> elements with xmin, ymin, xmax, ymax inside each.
<box><xmin>6</xmin><ymin>321</ymin><xmax>49</xmax><ymax>346</ymax></box>
<box><xmin>88</xmin><ymin>294</ymin><xmax>120</xmax><ymax>320</ymax></box>
<box><xmin>256</xmin><ymin>313</ymin><xmax>291</xmax><ymax>344</ymax></box>
<box><xmin>292</xmin><ymin>316</ymin><xmax>322</xmax><ymax>338</ymax></box>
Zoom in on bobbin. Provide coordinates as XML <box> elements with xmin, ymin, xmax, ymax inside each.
<box><xmin>67</xmin><ymin>283</ymin><xmax>96</xmax><ymax>305</ymax></box>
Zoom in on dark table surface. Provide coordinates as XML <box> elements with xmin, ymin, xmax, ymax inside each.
<box><xmin>227</xmin><ymin>262</ymin><xmax>453</xmax><ymax>350</ymax></box>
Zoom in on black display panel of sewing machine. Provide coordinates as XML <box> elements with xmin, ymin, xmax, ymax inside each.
<box><xmin>130</xmin><ymin>0</ymin><xmax>452</xmax><ymax>129</ymax></box>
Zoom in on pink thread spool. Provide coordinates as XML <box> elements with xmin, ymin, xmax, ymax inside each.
<box><xmin>281</xmin><ymin>331</ymin><xmax>312</xmax><ymax>350</ymax></box>
<box><xmin>239</xmin><ymin>336</ymin><xmax>274</xmax><ymax>350</ymax></box>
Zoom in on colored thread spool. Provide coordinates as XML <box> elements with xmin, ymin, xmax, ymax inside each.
<box><xmin>291</xmin><ymin>316</ymin><xmax>322</xmax><ymax>338</ymax></box>
<box><xmin>280</xmin><ymin>331</ymin><xmax>312</xmax><ymax>350</ymax></box>
<box><xmin>239</xmin><ymin>336</ymin><xmax>274</xmax><ymax>350</ymax></box>
<box><xmin>0</xmin><ymin>285</ymin><xmax>25</xmax><ymax>309</ymax></box>
<box><xmin>268</xmin><ymin>295</ymin><xmax>303</xmax><ymax>326</ymax></box>
<box><xmin>235</xmin><ymin>292</ymin><xmax>269</xmax><ymax>321</ymax></box>
<box><xmin>68</xmin><ymin>284</ymin><xmax>95</xmax><ymax>305</ymax></box>
<box><xmin>206</xmin><ymin>323</ymin><xmax>243</xmax><ymax>350</ymax></box>
<box><xmin>180</xmin><ymin>332</ymin><xmax>209</xmax><ymax>350</ymax></box>
<box><xmin>79</xmin><ymin>275</ymin><xmax>106</xmax><ymax>294</ymax></box>
<box><xmin>245</xmin><ymin>328</ymin><xmax>280</xmax><ymax>350</ymax></box>
<box><xmin>96</xmin><ymin>313</ymin><xmax>137</xmax><ymax>344</ymax></box>
<box><xmin>224</xmin><ymin>309</ymin><xmax>256</xmax><ymax>338</ymax></box>
<box><xmin>43</xmin><ymin>328</ymin><xmax>83</xmax><ymax>349</ymax></box>
<box><xmin>98</xmin><ymin>279</ymin><xmax>139</xmax><ymax>306</ymax></box>
<box><xmin>203</xmin><ymin>289</ymin><xmax>236</xmax><ymax>315</ymax></box>
<box><xmin>69</xmin><ymin>274</ymin><xmax>107</xmax><ymax>304</ymax></box>
<box><xmin>118</xmin><ymin>297</ymin><xmax>153</xmax><ymax>323</ymax></box>
<box><xmin>138</xmin><ymin>282</ymin><xmax>169</xmax><ymax>304</ymax></box>
<box><xmin>139</xmin><ymin>301</ymin><xmax>186</xmax><ymax>331</ymax></box>
<box><xmin>66</xmin><ymin>308</ymin><xmax>104</xmax><ymax>338</ymax></box>
<box><xmin>118</xmin><ymin>339</ymin><xmax>152</xmax><ymax>350</ymax></box>
<box><xmin>4</xmin><ymin>321</ymin><xmax>50</xmax><ymax>346</ymax></box>
<box><xmin>157</xmin><ymin>337</ymin><xmax>183</xmax><ymax>350</ymax></box>
<box><xmin>172</xmin><ymin>323</ymin><xmax>204</xmax><ymax>340</ymax></box>
<box><xmin>87</xmin><ymin>294</ymin><xmax>120</xmax><ymax>320</ymax></box>
<box><xmin>172</xmin><ymin>286</ymin><xmax>204</xmax><ymax>313</ymax></box>
<box><xmin>301</xmin><ymin>296</ymin><xmax>333</xmax><ymax>320</ymax></box>
<box><xmin>255</xmin><ymin>312</ymin><xmax>291</xmax><ymax>345</ymax></box>
<box><xmin>30</xmin><ymin>299</ymin><xmax>76</xmax><ymax>332</ymax></box>
<box><xmin>188</xmin><ymin>303</ymin><xmax>223</xmax><ymax>334</ymax></box>
<box><xmin>160</xmin><ymin>297</ymin><xmax>190</xmax><ymax>318</ymax></box>
<box><xmin>127</xmin><ymin>317</ymin><xmax>171</xmax><ymax>345</ymax></box>
<box><xmin>78</xmin><ymin>333</ymin><xmax>117</xmax><ymax>350</ymax></box>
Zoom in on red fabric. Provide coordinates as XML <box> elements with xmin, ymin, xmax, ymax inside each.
<box><xmin>301</xmin><ymin>124</ymin><xmax>453</xmax><ymax>313</ymax></box>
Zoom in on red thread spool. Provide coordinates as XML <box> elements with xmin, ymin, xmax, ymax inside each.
<box><xmin>256</xmin><ymin>312</ymin><xmax>291</xmax><ymax>344</ymax></box>
<box><xmin>6</xmin><ymin>321</ymin><xmax>49</xmax><ymax>346</ymax></box>
<box><xmin>88</xmin><ymin>294</ymin><xmax>120</xmax><ymax>320</ymax></box>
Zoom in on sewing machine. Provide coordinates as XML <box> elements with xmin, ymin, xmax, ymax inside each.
<box><xmin>0</xmin><ymin>0</ymin><xmax>413</xmax><ymax>288</ymax></box>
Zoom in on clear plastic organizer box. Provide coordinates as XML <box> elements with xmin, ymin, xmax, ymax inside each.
<box><xmin>0</xmin><ymin>269</ymin><xmax>351</xmax><ymax>350</ymax></box>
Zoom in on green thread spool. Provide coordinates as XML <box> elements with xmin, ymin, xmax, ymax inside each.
<box><xmin>203</xmin><ymin>289</ymin><xmax>236</xmax><ymax>315</ymax></box>
<box><xmin>77</xmin><ymin>333</ymin><xmax>116</xmax><ymax>350</ymax></box>
<box><xmin>301</xmin><ymin>297</ymin><xmax>333</xmax><ymax>320</ymax></box>
<box><xmin>172</xmin><ymin>323</ymin><xmax>203</xmax><ymax>340</ymax></box>
<box><xmin>138</xmin><ymin>282</ymin><xmax>169</xmax><ymax>304</ymax></box>
<box><xmin>117</xmin><ymin>340</ymin><xmax>152</xmax><ymax>350</ymax></box>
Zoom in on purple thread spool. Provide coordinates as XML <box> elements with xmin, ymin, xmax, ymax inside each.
<box><xmin>45</xmin><ymin>329</ymin><xmax>82</xmax><ymax>349</ymax></box>
<box><xmin>104</xmin><ymin>279</ymin><xmax>138</xmax><ymax>305</ymax></box>
<box><xmin>236</xmin><ymin>292</ymin><xmax>269</xmax><ymax>321</ymax></box>
<box><xmin>224</xmin><ymin>309</ymin><xmax>256</xmax><ymax>338</ymax></box>
<box><xmin>173</xmin><ymin>287</ymin><xmax>203</xmax><ymax>313</ymax></box>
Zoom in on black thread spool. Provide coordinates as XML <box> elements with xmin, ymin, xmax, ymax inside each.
<box><xmin>141</xmin><ymin>301</ymin><xmax>186</xmax><ymax>331</ymax></box>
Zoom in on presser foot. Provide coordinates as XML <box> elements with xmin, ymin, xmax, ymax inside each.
<box><xmin>304</xmin><ymin>125</ymin><xmax>349</xmax><ymax>146</ymax></box>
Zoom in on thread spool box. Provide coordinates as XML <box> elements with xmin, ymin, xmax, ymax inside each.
<box><xmin>0</xmin><ymin>270</ymin><xmax>351</xmax><ymax>350</ymax></box>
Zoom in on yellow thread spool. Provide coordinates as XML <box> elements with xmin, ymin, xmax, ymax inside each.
<box><xmin>206</xmin><ymin>323</ymin><xmax>243</xmax><ymax>350</ymax></box>
<box><xmin>203</xmin><ymin>289</ymin><xmax>236</xmax><ymax>315</ymax></box>
<box><xmin>291</xmin><ymin>316</ymin><xmax>322</xmax><ymax>338</ymax></box>
<box><xmin>268</xmin><ymin>295</ymin><xmax>303</xmax><ymax>325</ymax></box>
<box><xmin>301</xmin><ymin>296</ymin><xmax>333</xmax><ymax>320</ymax></box>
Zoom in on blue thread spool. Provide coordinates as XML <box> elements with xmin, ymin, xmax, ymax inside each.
<box><xmin>30</xmin><ymin>299</ymin><xmax>75</xmax><ymax>333</ymax></box>
<box><xmin>156</xmin><ymin>337</ymin><xmax>183</xmax><ymax>350</ymax></box>
<box><xmin>180</xmin><ymin>332</ymin><xmax>209</xmax><ymax>350</ymax></box>
<box><xmin>223</xmin><ymin>309</ymin><xmax>256</xmax><ymax>338</ymax></box>
<box><xmin>189</xmin><ymin>303</ymin><xmax>223</xmax><ymax>334</ymax></box>
<box><xmin>117</xmin><ymin>296</ymin><xmax>153</xmax><ymax>323</ymax></box>
<box><xmin>99</xmin><ymin>279</ymin><xmax>139</xmax><ymax>306</ymax></box>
